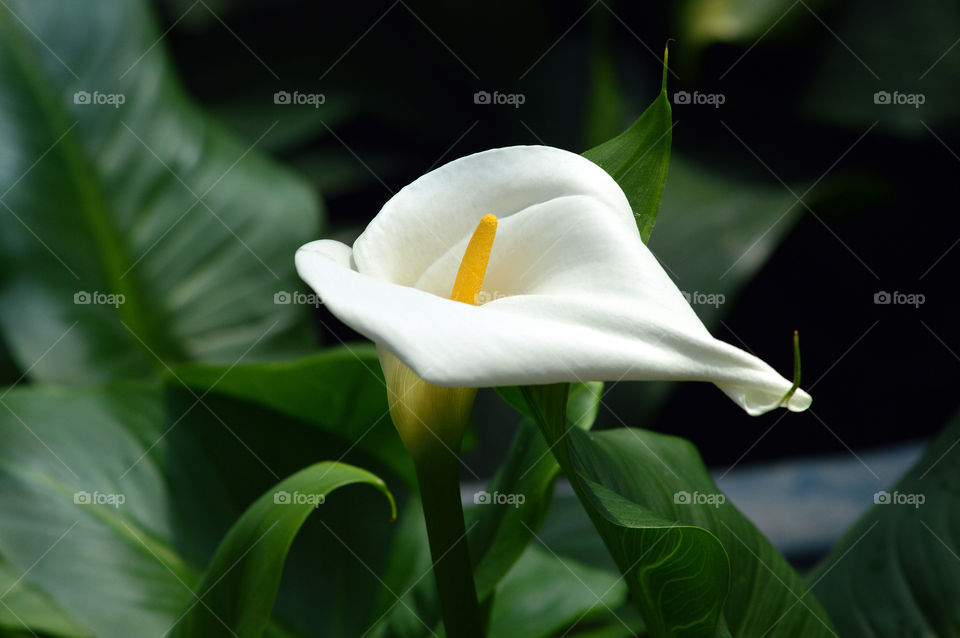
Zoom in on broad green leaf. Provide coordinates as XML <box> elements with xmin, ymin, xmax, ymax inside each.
<box><xmin>174</xmin><ymin>462</ymin><xmax>395</xmax><ymax>638</ymax></box>
<box><xmin>158</xmin><ymin>379</ymin><xmax>411</xmax><ymax>638</ymax></box>
<box><xmin>810</xmin><ymin>410</ymin><xmax>960</xmax><ymax>637</ymax></box>
<box><xmin>0</xmin><ymin>0</ymin><xmax>319</xmax><ymax>384</ymax></box>
<box><xmin>520</xmin><ymin>385</ymin><xmax>836</xmax><ymax>638</ymax></box>
<box><xmin>538</xmin><ymin>491</ymin><xmax>618</xmax><ymax>574</ymax></box>
<box><xmin>171</xmin><ymin>345</ymin><xmax>415</xmax><ymax>486</ymax></box>
<box><xmin>535</xmin><ymin>492</ymin><xmax>649</xmax><ymax>638</ymax></box>
<box><xmin>0</xmin><ymin>630</ymin><xmax>56</xmax><ymax>638</ymax></box>
<box><xmin>582</xmin><ymin>54</ymin><xmax>672</xmax><ymax>242</ymax></box>
<box><xmin>487</xmin><ymin>546</ymin><xmax>629</xmax><ymax>638</ymax></box>
<box><xmin>0</xmin><ymin>384</ymin><xmax>197</xmax><ymax>637</ymax></box>
<box><xmin>0</xmin><ymin>383</ymin><xmax>399</xmax><ymax>638</ymax></box>
<box><xmin>0</xmin><ymin>556</ymin><xmax>88</xmax><ymax>637</ymax></box>
<box><xmin>160</xmin><ymin>376</ymin><xmax>408</xmax><ymax>638</ymax></box>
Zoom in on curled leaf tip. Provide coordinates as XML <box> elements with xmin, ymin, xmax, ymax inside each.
<box><xmin>385</xmin><ymin>490</ymin><xmax>398</xmax><ymax>522</ymax></box>
<box><xmin>779</xmin><ymin>330</ymin><xmax>802</xmax><ymax>408</ymax></box>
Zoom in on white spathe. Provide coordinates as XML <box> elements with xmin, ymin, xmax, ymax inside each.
<box><xmin>296</xmin><ymin>145</ymin><xmax>811</xmax><ymax>416</ymax></box>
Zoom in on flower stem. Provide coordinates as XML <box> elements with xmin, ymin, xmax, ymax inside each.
<box><xmin>413</xmin><ymin>447</ymin><xmax>483</xmax><ymax>638</ymax></box>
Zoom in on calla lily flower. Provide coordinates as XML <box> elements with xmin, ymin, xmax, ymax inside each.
<box><xmin>295</xmin><ymin>145</ymin><xmax>811</xmax><ymax>417</ymax></box>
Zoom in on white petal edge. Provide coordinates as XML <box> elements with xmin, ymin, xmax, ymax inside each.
<box><xmin>351</xmin><ymin>145</ymin><xmax>635</xmax><ymax>287</ymax></box>
<box><xmin>297</xmin><ymin>233</ymin><xmax>811</xmax><ymax>417</ymax></box>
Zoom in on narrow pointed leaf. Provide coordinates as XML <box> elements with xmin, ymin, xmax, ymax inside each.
<box><xmin>582</xmin><ymin>55</ymin><xmax>672</xmax><ymax>242</ymax></box>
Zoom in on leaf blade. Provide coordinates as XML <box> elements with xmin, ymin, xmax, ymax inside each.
<box><xmin>582</xmin><ymin>57</ymin><xmax>672</xmax><ymax>242</ymax></box>
<box><xmin>811</xmin><ymin>410</ymin><xmax>960</xmax><ymax>637</ymax></box>
<box><xmin>173</xmin><ymin>462</ymin><xmax>395</xmax><ymax>638</ymax></box>
<box><xmin>520</xmin><ymin>384</ymin><xmax>836</xmax><ymax>638</ymax></box>
<box><xmin>0</xmin><ymin>0</ymin><xmax>319</xmax><ymax>383</ymax></box>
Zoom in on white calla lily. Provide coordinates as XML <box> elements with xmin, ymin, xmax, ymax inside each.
<box><xmin>296</xmin><ymin>145</ymin><xmax>811</xmax><ymax>417</ymax></box>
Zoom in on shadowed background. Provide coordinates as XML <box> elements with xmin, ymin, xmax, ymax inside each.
<box><xmin>150</xmin><ymin>0</ymin><xmax>960</xmax><ymax>469</ymax></box>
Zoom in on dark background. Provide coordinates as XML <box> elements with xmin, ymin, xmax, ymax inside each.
<box><xmin>157</xmin><ymin>0</ymin><xmax>960</xmax><ymax>470</ymax></box>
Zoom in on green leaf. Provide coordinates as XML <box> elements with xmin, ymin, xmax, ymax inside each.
<box><xmin>0</xmin><ymin>382</ymin><xmax>401</xmax><ymax>638</ymax></box>
<box><xmin>171</xmin><ymin>345</ymin><xmax>415</xmax><ymax>486</ymax></box>
<box><xmin>496</xmin><ymin>381</ymin><xmax>604</xmax><ymax>430</ymax></box>
<box><xmin>538</xmin><ymin>491</ymin><xmax>618</xmax><ymax>574</ymax></box>
<box><xmin>159</xmin><ymin>375</ymin><xmax>406</xmax><ymax>638</ymax></box>
<box><xmin>534</xmin><ymin>492</ymin><xmax>650</xmax><ymax>638</ymax></box>
<box><xmin>520</xmin><ymin>384</ymin><xmax>836</xmax><ymax>638</ymax></box>
<box><xmin>368</xmin><ymin>380</ymin><xmax>605</xmax><ymax>636</ymax></box>
<box><xmin>468</xmin><ymin>421</ymin><xmax>564</xmax><ymax>597</ymax></box>
<box><xmin>0</xmin><ymin>0</ymin><xmax>319</xmax><ymax>384</ymax></box>
<box><xmin>810</xmin><ymin>410</ymin><xmax>960</xmax><ymax>637</ymax></box>
<box><xmin>0</xmin><ymin>555</ymin><xmax>88</xmax><ymax>637</ymax></box>
<box><xmin>487</xmin><ymin>546</ymin><xmax>629</xmax><ymax>638</ymax></box>
<box><xmin>174</xmin><ymin>462</ymin><xmax>395</xmax><ymax>638</ymax></box>
<box><xmin>371</xmin><ymin>419</ymin><xmax>565</xmax><ymax>637</ymax></box>
<box><xmin>582</xmin><ymin>51</ymin><xmax>672</xmax><ymax>242</ymax></box>
<box><xmin>0</xmin><ymin>384</ymin><xmax>199</xmax><ymax>637</ymax></box>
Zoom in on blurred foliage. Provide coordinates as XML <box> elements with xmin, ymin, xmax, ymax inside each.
<box><xmin>803</xmin><ymin>0</ymin><xmax>960</xmax><ymax>136</ymax></box>
<box><xmin>146</xmin><ymin>0</ymin><xmax>960</xmax><ymax>461</ymax></box>
<box><xmin>0</xmin><ymin>0</ymin><xmax>320</xmax><ymax>385</ymax></box>
<box><xmin>811</xmin><ymin>408</ymin><xmax>960</xmax><ymax>637</ymax></box>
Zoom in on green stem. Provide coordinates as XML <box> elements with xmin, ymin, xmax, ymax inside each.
<box><xmin>414</xmin><ymin>447</ymin><xmax>483</xmax><ymax>638</ymax></box>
